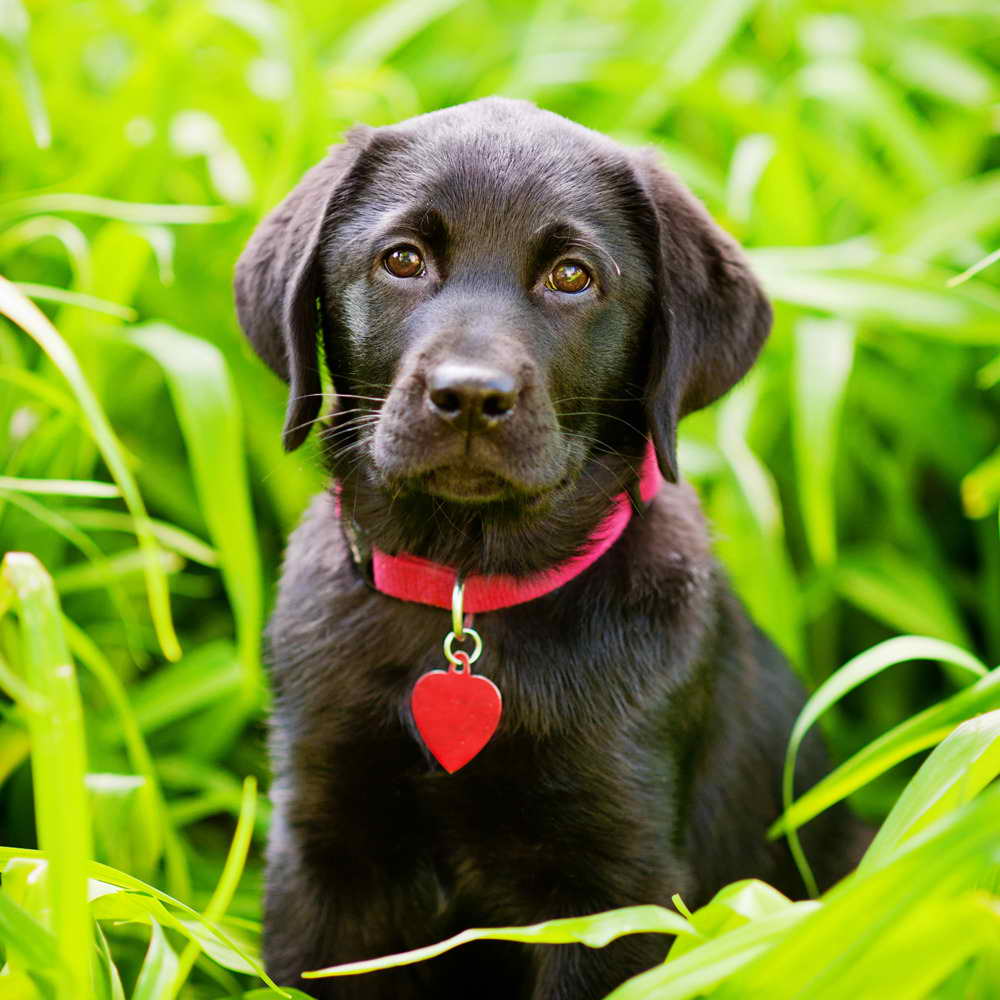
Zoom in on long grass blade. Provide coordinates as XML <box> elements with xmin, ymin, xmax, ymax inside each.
<box><xmin>605</xmin><ymin>905</ymin><xmax>819</xmax><ymax>1000</ymax></box>
<box><xmin>773</xmin><ymin>662</ymin><xmax>1000</xmax><ymax>840</ymax></box>
<box><xmin>0</xmin><ymin>845</ymin><xmax>279</xmax><ymax>991</ymax></box>
<box><xmin>0</xmin><ymin>277</ymin><xmax>180</xmax><ymax>659</ymax></box>
<box><xmin>792</xmin><ymin>318</ymin><xmax>855</xmax><ymax>567</ymax></box>
<box><xmin>0</xmin><ymin>477</ymin><xmax>120</xmax><ymax>497</ymax></box>
<box><xmin>776</xmin><ymin>636</ymin><xmax>987</xmax><ymax>894</ymax></box>
<box><xmin>0</xmin><ymin>194</ymin><xmax>228</xmax><ymax>225</ymax></box>
<box><xmin>128</xmin><ymin>324</ymin><xmax>262</xmax><ymax>723</ymax></box>
<box><xmin>0</xmin><ymin>552</ymin><xmax>94</xmax><ymax>998</ymax></box>
<box><xmin>62</xmin><ymin>617</ymin><xmax>191</xmax><ymax>899</ymax></box>
<box><xmin>14</xmin><ymin>283</ymin><xmax>137</xmax><ymax>320</ymax></box>
<box><xmin>722</xmin><ymin>789</ymin><xmax>1000</xmax><ymax>998</ymax></box>
<box><xmin>306</xmin><ymin>906</ymin><xmax>693</xmax><ymax>979</ymax></box>
<box><xmin>132</xmin><ymin>921</ymin><xmax>180</xmax><ymax>1000</ymax></box>
<box><xmin>163</xmin><ymin>777</ymin><xmax>260</xmax><ymax>998</ymax></box>
<box><xmin>860</xmin><ymin>709</ymin><xmax>1000</xmax><ymax>870</ymax></box>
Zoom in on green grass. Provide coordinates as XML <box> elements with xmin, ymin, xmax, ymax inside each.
<box><xmin>1</xmin><ymin>0</ymin><xmax>998</xmax><ymax>996</ymax></box>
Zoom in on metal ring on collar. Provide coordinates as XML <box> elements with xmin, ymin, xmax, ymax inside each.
<box><xmin>443</xmin><ymin>627</ymin><xmax>482</xmax><ymax>666</ymax></box>
<box><xmin>451</xmin><ymin>576</ymin><xmax>465</xmax><ymax>639</ymax></box>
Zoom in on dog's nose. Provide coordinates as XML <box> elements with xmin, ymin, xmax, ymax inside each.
<box><xmin>427</xmin><ymin>363</ymin><xmax>518</xmax><ymax>430</ymax></box>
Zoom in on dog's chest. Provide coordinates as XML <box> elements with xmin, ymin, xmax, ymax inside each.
<box><xmin>268</xmin><ymin>490</ymin><xmax>713</xmax><ymax>757</ymax></box>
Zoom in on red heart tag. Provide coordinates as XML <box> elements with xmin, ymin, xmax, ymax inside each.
<box><xmin>410</xmin><ymin>654</ymin><xmax>502</xmax><ymax>773</ymax></box>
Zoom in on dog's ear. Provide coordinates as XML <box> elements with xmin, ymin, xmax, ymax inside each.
<box><xmin>632</xmin><ymin>153</ymin><xmax>772</xmax><ymax>483</ymax></box>
<box><xmin>234</xmin><ymin>127</ymin><xmax>373</xmax><ymax>450</ymax></box>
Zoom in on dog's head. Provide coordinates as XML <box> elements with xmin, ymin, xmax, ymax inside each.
<box><xmin>235</xmin><ymin>99</ymin><xmax>770</xmax><ymax>570</ymax></box>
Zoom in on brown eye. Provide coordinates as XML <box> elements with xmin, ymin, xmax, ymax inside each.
<box><xmin>546</xmin><ymin>260</ymin><xmax>591</xmax><ymax>294</ymax></box>
<box><xmin>383</xmin><ymin>245</ymin><xmax>425</xmax><ymax>278</ymax></box>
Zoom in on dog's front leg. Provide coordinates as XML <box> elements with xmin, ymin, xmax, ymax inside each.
<box><xmin>449</xmin><ymin>786</ymin><xmax>682</xmax><ymax>998</ymax></box>
<box><xmin>262</xmin><ymin>842</ymin><xmax>438</xmax><ymax>998</ymax></box>
<box><xmin>528</xmin><ymin>932</ymin><xmax>672</xmax><ymax>1000</ymax></box>
<box><xmin>450</xmin><ymin>739</ymin><xmax>689</xmax><ymax>1000</ymax></box>
<box><xmin>262</xmin><ymin>762</ymin><xmax>443</xmax><ymax>1000</ymax></box>
<box><xmin>516</xmin><ymin>861</ymin><xmax>678</xmax><ymax>1000</ymax></box>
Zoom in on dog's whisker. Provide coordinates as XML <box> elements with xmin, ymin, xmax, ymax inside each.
<box><xmin>334</xmin><ymin>437</ymin><xmax>376</xmax><ymax>455</ymax></box>
<box><xmin>321</xmin><ymin>414</ymin><xmax>381</xmax><ymax>432</ymax></box>
<box><xmin>321</xmin><ymin>428</ymin><xmax>380</xmax><ymax>450</ymax></box>
<box><xmin>566</xmin><ymin>235</ymin><xmax>621</xmax><ymax>277</ymax></box>
<box><xmin>551</xmin><ymin>395</ymin><xmax>637</xmax><ymax>406</ymax></box>
<box><xmin>527</xmin><ymin>226</ymin><xmax>622</xmax><ymax>277</ymax></box>
<box><xmin>323</xmin><ymin>409</ymin><xmax>381</xmax><ymax>423</ymax></box>
<box><xmin>431</xmin><ymin>495</ymin><xmax>465</xmax><ymax>539</ymax></box>
<box><xmin>280</xmin><ymin>413</ymin><xmax>331</xmax><ymax>438</ymax></box>
<box><xmin>288</xmin><ymin>392</ymin><xmax>388</xmax><ymax>406</ymax></box>
<box><xmin>329</xmin><ymin>439</ymin><xmax>376</xmax><ymax>491</ymax></box>
<box><xmin>576</xmin><ymin>467</ymin><xmax>620</xmax><ymax>508</ymax></box>
<box><xmin>558</xmin><ymin>428</ymin><xmax>640</xmax><ymax>462</ymax></box>
<box><xmin>558</xmin><ymin>411</ymin><xmax>647</xmax><ymax>437</ymax></box>
<box><xmin>322</xmin><ymin>426</ymin><xmax>379</xmax><ymax>444</ymax></box>
<box><xmin>321</xmin><ymin>409</ymin><xmax>379</xmax><ymax>424</ymax></box>
<box><xmin>326</xmin><ymin>438</ymin><xmax>378</xmax><ymax>465</ymax></box>
<box><xmin>281</xmin><ymin>407</ymin><xmax>379</xmax><ymax>440</ymax></box>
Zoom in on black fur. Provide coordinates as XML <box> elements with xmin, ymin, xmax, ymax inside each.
<box><xmin>234</xmin><ymin>98</ymin><xmax>866</xmax><ymax>1000</ymax></box>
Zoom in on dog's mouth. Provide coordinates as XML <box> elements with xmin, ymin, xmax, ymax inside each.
<box><xmin>421</xmin><ymin>465</ymin><xmax>516</xmax><ymax>503</ymax></box>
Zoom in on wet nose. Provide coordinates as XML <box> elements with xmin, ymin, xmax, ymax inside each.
<box><xmin>427</xmin><ymin>363</ymin><xmax>518</xmax><ymax>431</ymax></box>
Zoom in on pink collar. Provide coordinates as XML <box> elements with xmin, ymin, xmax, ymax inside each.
<box><xmin>365</xmin><ymin>443</ymin><xmax>662</xmax><ymax>613</ymax></box>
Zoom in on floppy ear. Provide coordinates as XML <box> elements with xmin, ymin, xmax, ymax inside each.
<box><xmin>234</xmin><ymin>128</ymin><xmax>372</xmax><ymax>450</ymax></box>
<box><xmin>633</xmin><ymin>153</ymin><xmax>772</xmax><ymax>483</ymax></box>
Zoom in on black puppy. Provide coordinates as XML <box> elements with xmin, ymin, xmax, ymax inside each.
<box><xmin>235</xmin><ymin>98</ymin><xmax>863</xmax><ymax>1000</ymax></box>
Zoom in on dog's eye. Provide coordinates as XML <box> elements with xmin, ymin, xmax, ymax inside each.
<box><xmin>383</xmin><ymin>245</ymin><xmax>425</xmax><ymax>278</ymax></box>
<box><xmin>546</xmin><ymin>261</ymin><xmax>591</xmax><ymax>294</ymax></box>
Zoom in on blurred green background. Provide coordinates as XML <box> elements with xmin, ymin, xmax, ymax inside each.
<box><xmin>1</xmin><ymin>0</ymin><xmax>999</xmax><ymax>996</ymax></box>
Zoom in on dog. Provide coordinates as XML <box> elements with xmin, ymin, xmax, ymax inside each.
<box><xmin>234</xmin><ymin>98</ymin><xmax>865</xmax><ymax>1000</ymax></box>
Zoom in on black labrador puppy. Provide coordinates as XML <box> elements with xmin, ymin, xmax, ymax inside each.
<box><xmin>235</xmin><ymin>98</ymin><xmax>864</xmax><ymax>1000</ymax></box>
